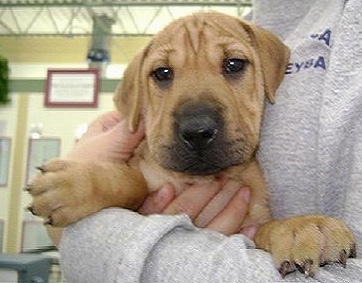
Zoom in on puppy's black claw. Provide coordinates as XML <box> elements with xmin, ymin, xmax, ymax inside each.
<box><xmin>297</xmin><ymin>259</ymin><xmax>314</xmax><ymax>278</ymax></box>
<box><xmin>27</xmin><ymin>206</ymin><xmax>37</xmax><ymax>216</ymax></box>
<box><xmin>44</xmin><ymin>217</ymin><xmax>53</xmax><ymax>226</ymax></box>
<box><xmin>278</xmin><ymin>261</ymin><xmax>290</xmax><ymax>278</ymax></box>
<box><xmin>339</xmin><ymin>250</ymin><xmax>347</xmax><ymax>268</ymax></box>
<box><xmin>350</xmin><ymin>243</ymin><xmax>357</xmax><ymax>258</ymax></box>
<box><xmin>23</xmin><ymin>185</ymin><xmax>32</xmax><ymax>192</ymax></box>
<box><xmin>36</xmin><ymin>165</ymin><xmax>46</xmax><ymax>173</ymax></box>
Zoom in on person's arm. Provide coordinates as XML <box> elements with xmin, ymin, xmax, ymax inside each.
<box><xmin>60</xmin><ymin>208</ymin><xmax>362</xmax><ymax>283</ymax></box>
<box><xmin>60</xmin><ymin>208</ymin><xmax>281</xmax><ymax>283</ymax></box>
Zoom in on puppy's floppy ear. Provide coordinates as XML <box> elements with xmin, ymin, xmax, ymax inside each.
<box><xmin>241</xmin><ymin>21</ymin><xmax>290</xmax><ymax>103</ymax></box>
<box><xmin>114</xmin><ymin>47</ymin><xmax>149</xmax><ymax>133</ymax></box>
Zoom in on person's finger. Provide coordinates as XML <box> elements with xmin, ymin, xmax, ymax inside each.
<box><xmin>206</xmin><ymin>187</ymin><xmax>250</xmax><ymax>236</ymax></box>
<box><xmin>193</xmin><ymin>180</ymin><xmax>242</xmax><ymax>227</ymax></box>
<box><xmin>138</xmin><ymin>184</ymin><xmax>175</xmax><ymax>215</ymax></box>
<box><xmin>162</xmin><ymin>182</ymin><xmax>221</xmax><ymax>220</ymax></box>
<box><xmin>240</xmin><ymin>225</ymin><xmax>258</xmax><ymax>240</ymax></box>
<box><xmin>85</xmin><ymin>111</ymin><xmax>121</xmax><ymax>136</ymax></box>
<box><xmin>106</xmin><ymin>119</ymin><xmax>144</xmax><ymax>147</ymax></box>
<box><xmin>102</xmin><ymin>119</ymin><xmax>145</xmax><ymax>161</ymax></box>
<box><xmin>67</xmin><ymin>115</ymin><xmax>144</xmax><ymax>162</ymax></box>
<box><xmin>100</xmin><ymin>111</ymin><xmax>122</xmax><ymax>131</ymax></box>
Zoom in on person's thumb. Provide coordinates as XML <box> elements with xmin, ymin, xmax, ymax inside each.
<box><xmin>104</xmin><ymin>119</ymin><xmax>145</xmax><ymax>154</ymax></box>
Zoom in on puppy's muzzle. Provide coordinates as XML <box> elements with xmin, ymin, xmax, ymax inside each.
<box><xmin>157</xmin><ymin>100</ymin><xmax>246</xmax><ymax>176</ymax></box>
<box><xmin>178</xmin><ymin>106</ymin><xmax>220</xmax><ymax>151</ymax></box>
<box><xmin>171</xmin><ymin>102</ymin><xmax>225</xmax><ymax>175</ymax></box>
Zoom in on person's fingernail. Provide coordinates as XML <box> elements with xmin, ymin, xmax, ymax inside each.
<box><xmin>242</xmin><ymin>226</ymin><xmax>258</xmax><ymax>239</ymax></box>
<box><xmin>156</xmin><ymin>186</ymin><xmax>169</xmax><ymax>204</ymax></box>
<box><xmin>240</xmin><ymin>187</ymin><xmax>251</xmax><ymax>203</ymax></box>
<box><xmin>156</xmin><ymin>184</ymin><xmax>176</xmax><ymax>206</ymax></box>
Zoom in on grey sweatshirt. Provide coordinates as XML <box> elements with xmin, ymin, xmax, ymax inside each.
<box><xmin>60</xmin><ymin>0</ymin><xmax>362</xmax><ymax>282</ymax></box>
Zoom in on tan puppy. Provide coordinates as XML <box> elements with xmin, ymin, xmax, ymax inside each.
<box><xmin>28</xmin><ymin>12</ymin><xmax>356</xmax><ymax>278</ymax></box>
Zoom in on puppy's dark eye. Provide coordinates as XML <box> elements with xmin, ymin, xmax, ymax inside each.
<box><xmin>223</xmin><ymin>58</ymin><xmax>248</xmax><ymax>76</ymax></box>
<box><xmin>151</xmin><ymin>67</ymin><xmax>174</xmax><ymax>82</ymax></box>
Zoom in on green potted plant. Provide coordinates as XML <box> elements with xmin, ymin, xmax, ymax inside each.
<box><xmin>0</xmin><ymin>56</ymin><xmax>10</xmax><ymax>105</ymax></box>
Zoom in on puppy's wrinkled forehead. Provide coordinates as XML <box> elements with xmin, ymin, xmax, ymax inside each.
<box><xmin>147</xmin><ymin>13</ymin><xmax>253</xmax><ymax>66</ymax></box>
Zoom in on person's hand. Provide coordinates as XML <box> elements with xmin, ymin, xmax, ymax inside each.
<box><xmin>66</xmin><ymin>111</ymin><xmax>145</xmax><ymax>162</ymax></box>
<box><xmin>139</xmin><ymin>180</ymin><xmax>257</xmax><ymax>238</ymax></box>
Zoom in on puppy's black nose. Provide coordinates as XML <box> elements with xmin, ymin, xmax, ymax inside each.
<box><xmin>175</xmin><ymin>102</ymin><xmax>222</xmax><ymax>151</ymax></box>
<box><xmin>179</xmin><ymin>116</ymin><xmax>218</xmax><ymax>150</ymax></box>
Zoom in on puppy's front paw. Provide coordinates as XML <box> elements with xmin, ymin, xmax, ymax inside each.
<box><xmin>255</xmin><ymin>215</ymin><xmax>356</xmax><ymax>278</ymax></box>
<box><xmin>26</xmin><ymin>159</ymin><xmax>105</xmax><ymax>227</ymax></box>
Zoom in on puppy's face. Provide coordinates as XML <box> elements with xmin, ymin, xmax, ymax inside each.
<box><xmin>116</xmin><ymin>13</ymin><xmax>290</xmax><ymax>176</ymax></box>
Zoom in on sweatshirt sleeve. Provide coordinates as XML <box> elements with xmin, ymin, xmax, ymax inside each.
<box><xmin>59</xmin><ymin>208</ymin><xmax>362</xmax><ymax>283</ymax></box>
<box><xmin>59</xmin><ymin>208</ymin><xmax>280</xmax><ymax>283</ymax></box>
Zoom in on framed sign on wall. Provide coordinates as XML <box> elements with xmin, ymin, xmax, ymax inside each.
<box><xmin>45</xmin><ymin>69</ymin><xmax>100</xmax><ymax>108</ymax></box>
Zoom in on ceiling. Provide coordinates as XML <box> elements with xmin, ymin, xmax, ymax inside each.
<box><xmin>0</xmin><ymin>0</ymin><xmax>252</xmax><ymax>37</ymax></box>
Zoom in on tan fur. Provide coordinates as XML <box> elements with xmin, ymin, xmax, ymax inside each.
<box><xmin>29</xmin><ymin>13</ymin><xmax>355</xmax><ymax>277</ymax></box>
